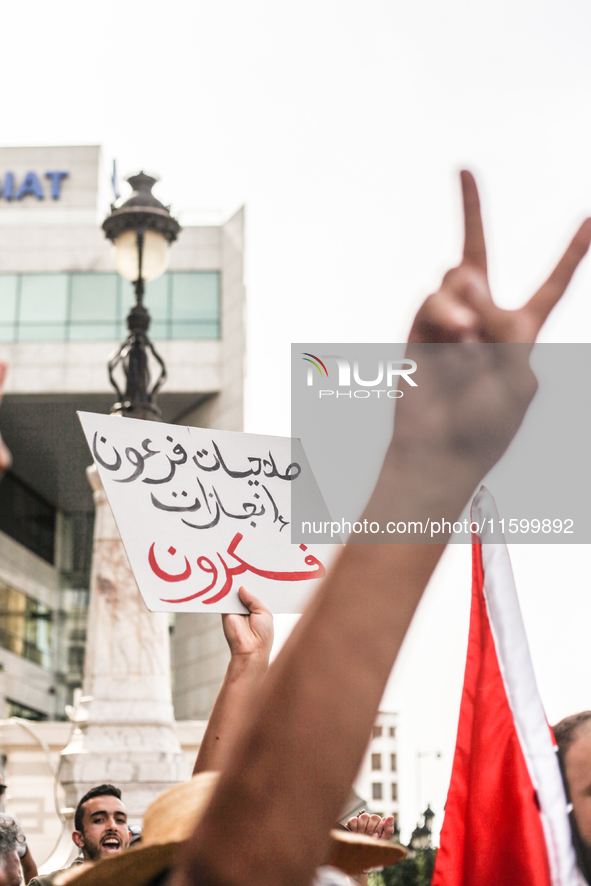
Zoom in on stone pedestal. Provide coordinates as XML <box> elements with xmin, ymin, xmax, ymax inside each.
<box><xmin>60</xmin><ymin>465</ymin><xmax>187</xmax><ymax>824</ymax></box>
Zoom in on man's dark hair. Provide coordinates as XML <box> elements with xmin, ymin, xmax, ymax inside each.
<box><xmin>75</xmin><ymin>784</ymin><xmax>122</xmax><ymax>832</ymax></box>
<box><xmin>552</xmin><ymin>711</ymin><xmax>591</xmax><ymax>757</ymax></box>
<box><xmin>552</xmin><ymin>712</ymin><xmax>591</xmax><ymax>884</ymax></box>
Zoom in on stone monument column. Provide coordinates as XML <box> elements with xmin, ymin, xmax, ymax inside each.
<box><xmin>60</xmin><ymin>465</ymin><xmax>187</xmax><ymax>824</ymax></box>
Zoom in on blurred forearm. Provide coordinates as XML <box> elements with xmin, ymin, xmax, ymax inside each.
<box><xmin>178</xmin><ymin>451</ymin><xmax>471</xmax><ymax>886</ymax></box>
<box><xmin>193</xmin><ymin>653</ymin><xmax>270</xmax><ymax>775</ymax></box>
<box><xmin>21</xmin><ymin>848</ymin><xmax>38</xmax><ymax>884</ymax></box>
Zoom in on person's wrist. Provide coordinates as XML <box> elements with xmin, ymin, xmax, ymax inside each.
<box><xmin>227</xmin><ymin>649</ymin><xmax>270</xmax><ymax>677</ymax></box>
<box><xmin>369</xmin><ymin>444</ymin><xmax>480</xmax><ymax>530</ymax></box>
<box><xmin>388</xmin><ymin>424</ymin><xmax>483</xmax><ymax>485</ymax></box>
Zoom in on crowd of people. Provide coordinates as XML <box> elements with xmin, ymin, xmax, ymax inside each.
<box><xmin>0</xmin><ymin>170</ymin><xmax>590</xmax><ymax>886</ymax></box>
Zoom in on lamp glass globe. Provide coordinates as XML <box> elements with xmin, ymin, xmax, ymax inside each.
<box><xmin>114</xmin><ymin>229</ymin><xmax>170</xmax><ymax>282</ymax></box>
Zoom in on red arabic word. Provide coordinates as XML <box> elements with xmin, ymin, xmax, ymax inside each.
<box><xmin>148</xmin><ymin>533</ymin><xmax>325</xmax><ymax>605</ymax></box>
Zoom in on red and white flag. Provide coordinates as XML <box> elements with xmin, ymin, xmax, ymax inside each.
<box><xmin>432</xmin><ymin>487</ymin><xmax>579</xmax><ymax>886</ymax></box>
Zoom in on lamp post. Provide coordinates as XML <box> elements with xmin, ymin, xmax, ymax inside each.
<box><xmin>102</xmin><ymin>172</ymin><xmax>180</xmax><ymax>419</ymax></box>
<box><xmin>59</xmin><ymin>174</ymin><xmax>186</xmax><ymax>827</ymax></box>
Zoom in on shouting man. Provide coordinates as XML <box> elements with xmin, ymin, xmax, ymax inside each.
<box><xmin>28</xmin><ymin>785</ymin><xmax>130</xmax><ymax>886</ymax></box>
<box><xmin>72</xmin><ymin>785</ymin><xmax>130</xmax><ymax>862</ymax></box>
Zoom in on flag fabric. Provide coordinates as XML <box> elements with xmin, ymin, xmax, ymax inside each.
<box><xmin>111</xmin><ymin>159</ymin><xmax>120</xmax><ymax>202</ymax></box>
<box><xmin>431</xmin><ymin>487</ymin><xmax>579</xmax><ymax>886</ymax></box>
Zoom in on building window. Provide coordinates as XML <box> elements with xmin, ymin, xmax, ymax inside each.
<box><xmin>371</xmin><ymin>753</ymin><xmax>381</xmax><ymax>771</ymax></box>
<box><xmin>0</xmin><ymin>271</ymin><xmax>221</xmax><ymax>343</ymax></box>
<box><xmin>389</xmin><ymin>726</ymin><xmax>396</xmax><ymax>737</ymax></box>
<box><xmin>372</xmin><ymin>725</ymin><xmax>382</xmax><ymax>738</ymax></box>
<box><xmin>18</xmin><ymin>274</ymin><xmax>69</xmax><ymax>341</ymax></box>
<box><xmin>4</xmin><ymin>698</ymin><xmax>47</xmax><ymax>721</ymax></box>
<box><xmin>390</xmin><ymin>753</ymin><xmax>397</xmax><ymax>771</ymax></box>
<box><xmin>372</xmin><ymin>783</ymin><xmax>383</xmax><ymax>801</ymax></box>
<box><xmin>391</xmin><ymin>783</ymin><xmax>398</xmax><ymax>801</ymax></box>
<box><xmin>69</xmin><ymin>273</ymin><xmax>119</xmax><ymax>341</ymax></box>
<box><xmin>67</xmin><ymin>645</ymin><xmax>85</xmax><ymax>671</ymax></box>
<box><xmin>0</xmin><ymin>472</ymin><xmax>56</xmax><ymax>564</ymax></box>
<box><xmin>170</xmin><ymin>272</ymin><xmax>220</xmax><ymax>340</ymax></box>
<box><xmin>0</xmin><ymin>582</ymin><xmax>52</xmax><ymax>669</ymax></box>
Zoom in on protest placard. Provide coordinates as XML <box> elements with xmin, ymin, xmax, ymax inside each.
<box><xmin>78</xmin><ymin>412</ymin><xmax>338</xmax><ymax>613</ymax></box>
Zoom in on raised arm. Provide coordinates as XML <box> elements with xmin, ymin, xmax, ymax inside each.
<box><xmin>193</xmin><ymin>587</ymin><xmax>273</xmax><ymax>775</ymax></box>
<box><xmin>173</xmin><ymin>172</ymin><xmax>591</xmax><ymax>886</ymax></box>
<box><xmin>19</xmin><ymin>844</ymin><xmax>38</xmax><ymax>885</ymax></box>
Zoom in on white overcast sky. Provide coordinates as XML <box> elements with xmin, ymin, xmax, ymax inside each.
<box><xmin>3</xmin><ymin>0</ymin><xmax>591</xmax><ymax>841</ymax></box>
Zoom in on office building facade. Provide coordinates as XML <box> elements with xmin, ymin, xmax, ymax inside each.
<box><xmin>355</xmin><ymin>711</ymin><xmax>399</xmax><ymax>824</ymax></box>
<box><xmin>0</xmin><ymin>145</ymin><xmax>243</xmax><ymax>723</ymax></box>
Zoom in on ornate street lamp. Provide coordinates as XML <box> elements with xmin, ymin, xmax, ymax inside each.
<box><xmin>67</xmin><ymin>174</ymin><xmax>185</xmax><ymax>818</ymax></box>
<box><xmin>102</xmin><ymin>172</ymin><xmax>181</xmax><ymax>419</ymax></box>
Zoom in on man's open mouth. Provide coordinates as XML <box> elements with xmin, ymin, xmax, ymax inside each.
<box><xmin>100</xmin><ymin>838</ymin><xmax>121</xmax><ymax>853</ymax></box>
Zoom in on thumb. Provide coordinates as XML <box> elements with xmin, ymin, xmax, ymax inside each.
<box><xmin>238</xmin><ymin>586</ymin><xmax>271</xmax><ymax>617</ymax></box>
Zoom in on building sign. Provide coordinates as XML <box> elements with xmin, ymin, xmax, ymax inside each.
<box><xmin>0</xmin><ymin>171</ymin><xmax>68</xmax><ymax>201</ymax></box>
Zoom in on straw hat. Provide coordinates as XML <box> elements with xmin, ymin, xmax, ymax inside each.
<box><xmin>55</xmin><ymin>772</ymin><xmax>406</xmax><ymax>886</ymax></box>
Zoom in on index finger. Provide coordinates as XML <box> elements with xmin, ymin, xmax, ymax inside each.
<box><xmin>523</xmin><ymin>217</ymin><xmax>591</xmax><ymax>335</ymax></box>
<box><xmin>460</xmin><ymin>170</ymin><xmax>488</xmax><ymax>275</ymax></box>
<box><xmin>365</xmin><ymin>814</ymin><xmax>382</xmax><ymax>838</ymax></box>
<box><xmin>380</xmin><ymin>816</ymin><xmax>395</xmax><ymax>841</ymax></box>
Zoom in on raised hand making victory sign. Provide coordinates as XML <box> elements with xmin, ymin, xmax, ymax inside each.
<box><xmin>384</xmin><ymin>171</ymin><xmax>591</xmax><ymax>503</ymax></box>
<box><xmin>410</xmin><ymin>170</ymin><xmax>591</xmax><ymax>345</ymax></box>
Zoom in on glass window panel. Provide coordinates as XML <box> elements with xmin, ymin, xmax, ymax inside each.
<box><xmin>0</xmin><ymin>472</ymin><xmax>56</xmax><ymax>564</ymax></box>
<box><xmin>4</xmin><ymin>698</ymin><xmax>47</xmax><ymax>720</ymax></box>
<box><xmin>120</xmin><ymin>278</ymin><xmax>139</xmax><ymax>321</ymax></box>
<box><xmin>0</xmin><ymin>275</ymin><xmax>18</xmax><ymax>324</ymax></box>
<box><xmin>0</xmin><ymin>582</ymin><xmax>53</xmax><ymax>671</ymax></box>
<box><xmin>69</xmin><ymin>323</ymin><xmax>119</xmax><ymax>342</ymax></box>
<box><xmin>145</xmin><ymin>275</ymin><xmax>169</xmax><ymax>322</ymax></box>
<box><xmin>18</xmin><ymin>324</ymin><xmax>66</xmax><ymax>342</ymax></box>
<box><xmin>0</xmin><ymin>584</ymin><xmax>25</xmax><ymax>658</ymax></box>
<box><xmin>171</xmin><ymin>320</ymin><xmax>219</xmax><ymax>340</ymax></box>
<box><xmin>171</xmin><ymin>272</ymin><xmax>220</xmax><ymax>321</ymax></box>
<box><xmin>150</xmin><ymin>320</ymin><xmax>169</xmax><ymax>340</ymax></box>
<box><xmin>70</xmin><ymin>274</ymin><xmax>118</xmax><ymax>322</ymax></box>
<box><xmin>0</xmin><ymin>325</ymin><xmax>15</xmax><ymax>343</ymax></box>
<box><xmin>19</xmin><ymin>274</ymin><xmax>68</xmax><ymax>323</ymax></box>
